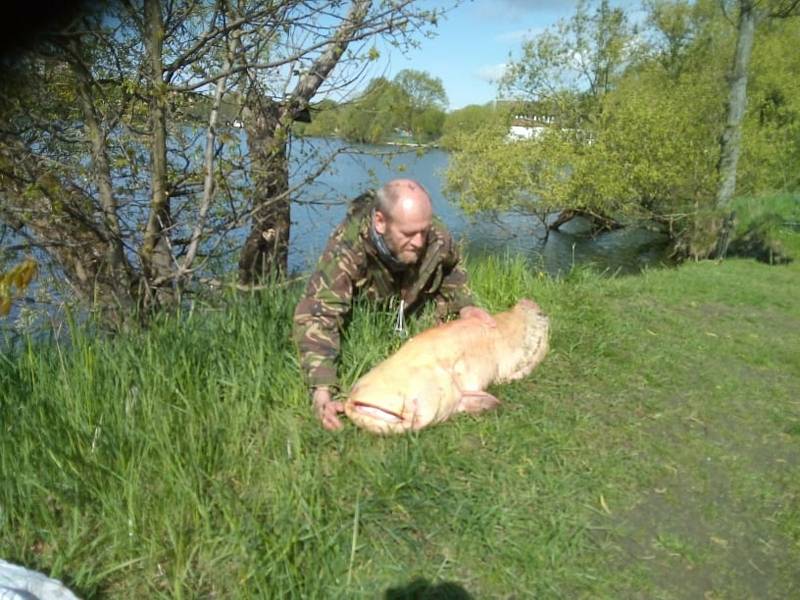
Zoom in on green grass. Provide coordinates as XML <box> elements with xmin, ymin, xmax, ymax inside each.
<box><xmin>2</xmin><ymin>221</ymin><xmax>799</xmax><ymax>598</ymax></box>
<box><xmin>732</xmin><ymin>192</ymin><xmax>800</xmax><ymax>231</ymax></box>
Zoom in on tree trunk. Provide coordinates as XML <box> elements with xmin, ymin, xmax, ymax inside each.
<box><xmin>238</xmin><ymin>99</ymin><xmax>291</xmax><ymax>283</ymax></box>
<box><xmin>69</xmin><ymin>44</ymin><xmax>135</xmax><ymax>309</ymax></box>
<box><xmin>141</xmin><ymin>0</ymin><xmax>174</xmax><ymax>303</ymax></box>
<box><xmin>0</xmin><ymin>142</ymin><xmax>129</xmax><ymax>314</ymax></box>
<box><xmin>714</xmin><ymin>0</ymin><xmax>757</xmax><ymax>257</ymax></box>
<box><xmin>549</xmin><ymin>208</ymin><xmax>622</xmax><ymax>234</ymax></box>
<box><xmin>179</xmin><ymin>24</ymin><xmax>238</xmax><ymax>283</ymax></box>
<box><xmin>236</xmin><ymin>0</ymin><xmax>371</xmax><ymax>284</ymax></box>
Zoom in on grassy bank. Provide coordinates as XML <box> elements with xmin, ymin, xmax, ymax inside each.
<box><xmin>2</xmin><ymin>215</ymin><xmax>799</xmax><ymax>598</ymax></box>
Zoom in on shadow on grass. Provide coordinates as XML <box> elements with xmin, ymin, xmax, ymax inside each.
<box><xmin>728</xmin><ymin>235</ymin><xmax>794</xmax><ymax>265</ymax></box>
<box><xmin>728</xmin><ymin>215</ymin><xmax>795</xmax><ymax>265</ymax></box>
<box><xmin>385</xmin><ymin>577</ymin><xmax>473</xmax><ymax>600</ymax></box>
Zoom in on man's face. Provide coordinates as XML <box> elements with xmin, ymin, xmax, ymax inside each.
<box><xmin>375</xmin><ymin>197</ymin><xmax>432</xmax><ymax>265</ymax></box>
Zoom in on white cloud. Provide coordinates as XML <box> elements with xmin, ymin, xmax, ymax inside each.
<box><xmin>495</xmin><ymin>27</ymin><xmax>543</xmax><ymax>44</ymax></box>
<box><xmin>475</xmin><ymin>63</ymin><xmax>509</xmax><ymax>83</ymax></box>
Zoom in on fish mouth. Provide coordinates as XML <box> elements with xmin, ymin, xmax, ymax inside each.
<box><xmin>350</xmin><ymin>401</ymin><xmax>405</xmax><ymax>424</ymax></box>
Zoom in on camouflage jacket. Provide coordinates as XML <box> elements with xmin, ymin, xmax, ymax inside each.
<box><xmin>292</xmin><ymin>190</ymin><xmax>475</xmax><ymax>391</ymax></box>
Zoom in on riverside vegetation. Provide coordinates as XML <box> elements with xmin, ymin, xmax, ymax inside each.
<box><xmin>1</xmin><ymin>195</ymin><xmax>798</xmax><ymax>598</ymax></box>
<box><xmin>4</xmin><ymin>0</ymin><xmax>798</xmax><ymax>323</ymax></box>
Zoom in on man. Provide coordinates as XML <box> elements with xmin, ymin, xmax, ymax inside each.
<box><xmin>293</xmin><ymin>178</ymin><xmax>494</xmax><ymax>430</ymax></box>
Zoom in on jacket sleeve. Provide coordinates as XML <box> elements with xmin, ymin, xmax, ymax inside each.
<box><xmin>433</xmin><ymin>235</ymin><xmax>476</xmax><ymax>319</ymax></box>
<box><xmin>292</xmin><ymin>237</ymin><xmax>361</xmax><ymax>391</ymax></box>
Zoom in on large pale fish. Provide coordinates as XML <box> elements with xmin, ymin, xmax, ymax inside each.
<box><xmin>344</xmin><ymin>298</ymin><xmax>550</xmax><ymax>434</ymax></box>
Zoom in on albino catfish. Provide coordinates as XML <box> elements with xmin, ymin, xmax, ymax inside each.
<box><xmin>344</xmin><ymin>298</ymin><xmax>550</xmax><ymax>434</ymax></box>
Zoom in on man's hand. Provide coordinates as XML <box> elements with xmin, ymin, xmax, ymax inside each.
<box><xmin>459</xmin><ymin>305</ymin><xmax>497</xmax><ymax>328</ymax></box>
<box><xmin>313</xmin><ymin>387</ymin><xmax>345</xmax><ymax>431</ymax></box>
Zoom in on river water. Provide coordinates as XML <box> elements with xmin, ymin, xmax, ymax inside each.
<box><xmin>289</xmin><ymin>137</ymin><xmax>672</xmax><ymax>276</ymax></box>
<box><xmin>2</xmin><ymin>136</ymin><xmax>672</xmax><ymax>345</ymax></box>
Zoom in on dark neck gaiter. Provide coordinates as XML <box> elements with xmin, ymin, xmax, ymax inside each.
<box><xmin>369</xmin><ymin>210</ymin><xmax>408</xmax><ymax>274</ymax></box>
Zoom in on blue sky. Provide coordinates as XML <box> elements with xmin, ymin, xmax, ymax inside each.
<box><xmin>374</xmin><ymin>0</ymin><xmax>640</xmax><ymax>110</ymax></box>
<box><xmin>385</xmin><ymin>0</ymin><xmax>577</xmax><ymax>110</ymax></box>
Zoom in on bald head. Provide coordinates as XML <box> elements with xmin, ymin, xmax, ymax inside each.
<box><xmin>373</xmin><ymin>179</ymin><xmax>433</xmax><ymax>265</ymax></box>
<box><xmin>375</xmin><ymin>179</ymin><xmax>433</xmax><ymax>223</ymax></box>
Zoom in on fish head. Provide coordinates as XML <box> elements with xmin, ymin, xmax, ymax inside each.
<box><xmin>344</xmin><ymin>380</ymin><xmax>416</xmax><ymax>434</ymax></box>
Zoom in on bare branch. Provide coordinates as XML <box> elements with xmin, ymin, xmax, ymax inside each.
<box><xmin>768</xmin><ymin>0</ymin><xmax>800</xmax><ymax>18</ymax></box>
<box><xmin>179</xmin><ymin>7</ymin><xmax>239</xmax><ymax>279</ymax></box>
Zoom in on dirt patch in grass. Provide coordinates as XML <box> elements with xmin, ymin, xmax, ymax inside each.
<box><xmin>605</xmin><ymin>415</ymin><xmax>800</xmax><ymax>598</ymax></box>
<box><xmin>585</xmin><ymin>275</ymin><xmax>800</xmax><ymax>598</ymax></box>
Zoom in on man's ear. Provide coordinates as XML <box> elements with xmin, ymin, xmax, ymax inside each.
<box><xmin>373</xmin><ymin>209</ymin><xmax>388</xmax><ymax>235</ymax></box>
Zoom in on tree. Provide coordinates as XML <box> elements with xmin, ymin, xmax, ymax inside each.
<box><xmin>447</xmin><ymin>0</ymin><xmax>639</xmax><ymax>233</ymax></box>
<box><xmin>447</xmin><ymin>0</ymin><xmax>800</xmax><ymax>260</ymax></box>
<box><xmin>338</xmin><ymin>77</ymin><xmax>407</xmax><ymax>143</ymax></box>
<box><xmin>500</xmin><ymin>0</ymin><xmax>635</xmax><ymax>120</ymax></box>
<box><xmin>234</xmin><ymin>0</ymin><xmax>379</xmax><ymax>284</ymax></box>
<box><xmin>714</xmin><ymin>0</ymin><xmax>799</xmax><ymax>257</ymax></box>
<box><xmin>739</xmin><ymin>9</ymin><xmax>800</xmax><ymax>193</ymax></box>
<box><xmin>0</xmin><ymin>7</ymin><xmax>143</xmax><ymax>316</ymax></box>
<box><xmin>296</xmin><ymin>99</ymin><xmax>342</xmax><ymax>137</ymax></box>
<box><xmin>0</xmin><ymin>0</ymin><xmax>445</xmax><ymax>322</ymax></box>
<box><xmin>394</xmin><ymin>69</ymin><xmax>448</xmax><ymax>112</ymax></box>
<box><xmin>411</xmin><ymin>107</ymin><xmax>446</xmax><ymax>142</ymax></box>
<box><xmin>392</xmin><ymin>68</ymin><xmax>447</xmax><ymax>139</ymax></box>
<box><xmin>335</xmin><ymin>70</ymin><xmax>447</xmax><ymax>144</ymax></box>
<box><xmin>440</xmin><ymin>103</ymin><xmax>504</xmax><ymax>149</ymax></box>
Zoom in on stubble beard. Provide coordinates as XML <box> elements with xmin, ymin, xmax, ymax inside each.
<box><xmin>397</xmin><ymin>246</ymin><xmax>424</xmax><ymax>265</ymax></box>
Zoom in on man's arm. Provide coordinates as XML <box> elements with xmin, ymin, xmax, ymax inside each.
<box><xmin>431</xmin><ymin>231</ymin><xmax>496</xmax><ymax>327</ymax></box>
<box><xmin>293</xmin><ymin>236</ymin><xmax>362</xmax><ymax>387</ymax></box>
<box><xmin>293</xmin><ymin>238</ymin><xmax>360</xmax><ymax>428</ymax></box>
<box><xmin>432</xmin><ymin>231</ymin><xmax>478</xmax><ymax>319</ymax></box>
<box><xmin>439</xmin><ymin>262</ymin><xmax>476</xmax><ymax>314</ymax></box>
